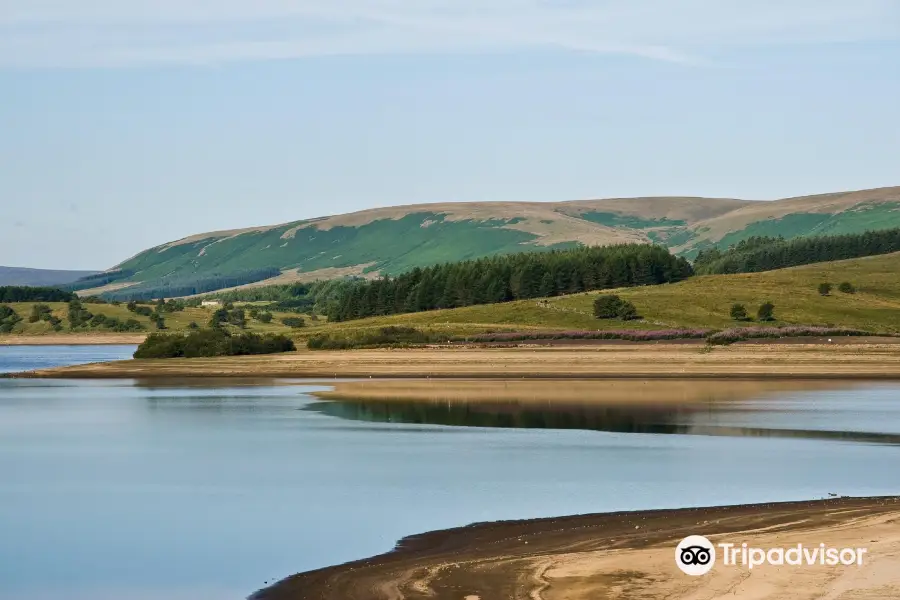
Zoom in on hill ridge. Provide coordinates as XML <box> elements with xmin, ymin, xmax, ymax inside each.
<box><xmin>98</xmin><ymin>185</ymin><xmax>900</xmax><ymax>298</ymax></box>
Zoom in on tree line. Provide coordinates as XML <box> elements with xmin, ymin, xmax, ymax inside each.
<box><xmin>0</xmin><ymin>286</ymin><xmax>74</xmax><ymax>303</ymax></box>
<box><xmin>326</xmin><ymin>244</ymin><xmax>693</xmax><ymax>322</ymax></box>
<box><xmin>694</xmin><ymin>228</ymin><xmax>900</xmax><ymax>275</ymax></box>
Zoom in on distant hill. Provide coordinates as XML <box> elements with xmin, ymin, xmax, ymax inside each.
<box><xmin>0</xmin><ymin>266</ymin><xmax>98</xmax><ymax>287</ymax></box>
<box><xmin>94</xmin><ymin>186</ymin><xmax>900</xmax><ymax>298</ymax></box>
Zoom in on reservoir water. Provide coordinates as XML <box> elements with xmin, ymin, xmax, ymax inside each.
<box><xmin>1</xmin><ymin>347</ymin><xmax>899</xmax><ymax>599</ymax></box>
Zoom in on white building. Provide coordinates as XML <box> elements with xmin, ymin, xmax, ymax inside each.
<box><xmin>201</xmin><ymin>300</ymin><xmax>222</xmax><ymax>308</ymax></box>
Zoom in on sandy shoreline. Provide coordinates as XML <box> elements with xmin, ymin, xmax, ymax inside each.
<box><xmin>252</xmin><ymin>496</ymin><xmax>900</xmax><ymax>600</ymax></box>
<box><xmin>8</xmin><ymin>343</ymin><xmax>900</xmax><ymax>379</ymax></box>
<box><xmin>0</xmin><ymin>334</ymin><xmax>146</xmax><ymax>346</ymax></box>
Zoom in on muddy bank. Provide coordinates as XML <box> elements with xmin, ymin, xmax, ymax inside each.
<box><xmin>252</xmin><ymin>496</ymin><xmax>900</xmax><ymax>600</ymax></box>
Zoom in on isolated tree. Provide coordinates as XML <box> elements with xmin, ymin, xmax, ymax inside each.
<box><xmin>209</xmin><ymin>308</ymin><xmax>229</xmax><ymax>328</ymax></box>
<box><xmin>838</xmin><ymin>282</ymin><xmax>856</xmax><ymax>294</ymax></box>
<box><xmin>281</xmin><ymin>317</ymin><xmax>305</xmax><ymax>328</ymax></box>
<box><xmin>0</xmin><ymin>305</ymin><xmax>22</xmax><ymax>333</ymax></box>
<box><xmin>818</xmin><ymin>282</ymin><xmax>832</xmax><ymax>296</ymax></box>
<box><xmin>730</xmin><ymin>303</ymin><xmax>749</xmax><ymax>321</ymax></box>
<box><xmin>757</xmin><ymin>301</ymin><xmax>776</xmax><ymax>322</ymax></box>
<box><xmin>228</xmin><ymin>308</ymin><xmax>246</xmax><ymax>329</ymax></box>
<box><xmin>616</xmin><ymin>300</ymin><xmax>639</xmax><ymax>321</ymax></box>
<box><xmin>29</xmin><ymin>303</ymin><xmax>52</xmax><ymax>323</ymax></box>
<box><xmin>67</xmin><ymin>297</ymin><xmax>93</xmax><ymax>329</ymax></box>
<box><xmin>257</xmin><ymin>311</ymin><xmax>273</xmax><ymax>323</ymax></box>
<box><xmin>594</xmin><ymin>295</ymin><xmax>624</xmax><ymax>319</ymax></box>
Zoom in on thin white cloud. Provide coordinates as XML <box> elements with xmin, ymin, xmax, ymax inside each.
<box><xmin>0</xmin><ymin>0</ymin><xmax>897</xmax><ymax>68</ymax></box>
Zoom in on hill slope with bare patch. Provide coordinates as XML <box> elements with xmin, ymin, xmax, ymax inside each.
<box><xmin>97</xmin><ymin>186</ymin><xmax>899</xmax><ymax>297</ymax></box>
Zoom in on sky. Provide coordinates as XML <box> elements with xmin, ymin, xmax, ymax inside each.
<box><xmin>1</xmin><ymin>1</ymin><xmax>899</xmax><ymax>269</ymax></box>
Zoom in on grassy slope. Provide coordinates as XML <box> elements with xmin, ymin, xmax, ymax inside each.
<box><xmin>102</xmin><ymin>187</ymin><xmax>900</xmax><ymax>295</ymax></box>
<box><xmin>298</xmin><ymin>252</ymin><xmax>900</xmax><ymax>338</ymax></box>
<box><xmin>0</xmin><ymin>303</ymin><xmax>313</xmax><ymax>337</ymax></box>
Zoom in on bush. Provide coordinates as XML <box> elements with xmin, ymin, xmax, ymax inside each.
<box><xmin>228</xmin><ymin>308</ymin><xmax>246</xmax><ymax>328</ymax></box>
<box><xmin>29</xmin><ymin>304</ymin><xmax>53</xmax><ymax>323</ymax></box>
<box><xmin>134</xmin><ymin>329</ymin><xmax>296</xmax><ymax>359</ymax></box>
<box><xmin>757</xmin><ymin>302</ymin><xmax>776</xmax><ymax>322</ymax></box>
<box><xmin>210</xmin><ymin>308</ymin><xmax>229</xmax><ymax>327</ymax></box>
<box><xmin>257</xmin><ymin>311</ymin><xmax>273</xmax><ymax>323</ymax></box>
<box><xmin>307</xmin><ymin>326</ymin><xmax>433</xmax><ymax>350</ymax></box>
<box><xmin>617</xmin><ymin>301</ymin><xmax>639</xmax><ymax>320</ymax></box>
<box><xmin>0</xmin><ymin>305</ymin><xmax>23</xmax><ymax>333</ymax></box>
<box><xmin>188</xmin><ymin>321</ymin><xmax>200</xmax><ymax>329</ymax></box>
<box><xmin>151</xmin><ymin>313</ymin><xmax>166</xmax><ymax>330</ymax></box>
<box><xmin>281</xmin><ymin>317</ymin><xmax>305</xmax><ymax>329</ymax></box>
<box><xmin>67</xmin><ymin>298</ymin><xmax>93</xmax><ymax>329</ymax></box>
<box><xmin>818</xmin><ymin>282</ymin><xmax>832</xmax><ymax>296</ymax></box>
<box><xmin>707</xmin><ymin>326</ymin><xmax>869</xmax><ymax>346</ymax></box>
<box><xmin>838</xmin><ymin>282</ymin><xmax>856</xmax><ymax>294</ymax></box>
<box><xmin>594</xmin><ymin>295</ymin><xmax>624</xmax><ymax>319</ymax></box>
<box><xmin>467</xmin><ymin>329</ymin><xmax>712</xmax><ymax>343</ymax></box>
<box><xmin>730</xmin><ymin>303</ymin><xmax>749</xmax><ymax>321</ymax></box>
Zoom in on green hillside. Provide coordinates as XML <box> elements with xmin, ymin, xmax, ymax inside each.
<box><xmin>86</xmin><ymin>186</ymin><xmax>900</xmax><ymax>298</ymax></box>
<box><xmin>0</xmin><ymin>302</ymin><xmax>313</xmax><ymax>338</ymax></box>
<box><xmin>297</xmin><ymin>252</ymin><xmax>900</xmax><ymax>338</ymax></box>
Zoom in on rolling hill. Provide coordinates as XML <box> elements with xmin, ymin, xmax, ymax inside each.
<box><xmin>90</xmin><ymin>186</ymin><xmax>900</xmax><ymax>297</ymax></box>
<box><xmin>297</xmin><ymin>251</ymin><xmax>900</xmax><ymax>338</ymax></box>
<box><xmin>0</xmin><ymin>266</ymin><xmax>98</xmax><ymax>287</ymax></box>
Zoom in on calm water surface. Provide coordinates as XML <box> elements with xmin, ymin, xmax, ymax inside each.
<box><xmin>1</xmin><ymin>347</ymin><xmax>899</xmax><ymax>600</ymax></box>
<box><xmin>0</xmin><ymin>345</ymin><xmax>136</xmax><ymax>374</ymax></box>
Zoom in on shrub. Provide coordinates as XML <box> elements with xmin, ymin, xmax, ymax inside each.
<box><xmin>593</xmin><ymin>295</ymin><xmax>624</xmax><ymax>319</ymax></box>
<box><xmin>757</xmin><ymin>302</ymin><xmax>775</xmax><ymax>322</ymax></box>
<box><xmin>616</xmin><ymin>301</ymin><xmax>639</xmax><ymax>321</ymax></box>
<box><xmin>466</xmin><ymin>329</ymin><xmax>712</xmax><ymax>343</ymax></box>
<box><xmin>151</xmin><ymin>313</ymin><xmax>166</xmax><ymax>330</ymax></box>
<box><xmin>29</xmin><ymin>304</ymin><xmax>53</xmax><ymax>323</ymax></box>
<box><xmin>130</xmin><ymin>305</ymin><xmax>153</xmax><ymax>317</ymax></box>
<box><xmin>257</xmin><ymin>311</ymin><xmax>273</xmax><ymax>323</ymax></box>
<box><xmin>67</xmin><ymin>298</ymin><xmax>93</xmax><ymax>329</ymax></box>
<box><xmin>307</xmin><ymin>326</ymin><xmax>432</xmax><ymax>350</ymax></box>
<box><xmin>838</xmin><ymin>282</ymin><xmax>856</xmax><ymax>294</ymax></box>
<box><xmin>707</xmin><ymin>326</ymin><xmax>869</xmax><ymax>346</ymax></box>
<box><xmin>818</xmin><ymin>282</ymin><xmax>832</xmax><ymax>296</ymax></box>
<box><xmin>188</xmin><ymin>321</ymin><xmax>200</xmax><ymax>329</ymax></box>
<box><xmin>134</xmin><ymin>329</ymin><xmax>295</xmax><ymax>359</ymax></box>
<box><xmin>281</xmin><ymin>317</ymin><xmax>305</xmax><ymax>329</ymax></box>
<box><xmin>0</xmin><ymin>305</ymin><xmax>23</xmax><ymax>333</ymax></box>
<box><xmin>210</xmin><ymin>308</ymin><xmax>229</xmax><ymax>327</ymax></box>
<box><xmin>228</xmin><ymin>308</ymin><xmax>246</xmax><ymax>328</ymax></box>
<box><xmin>730</xmin><ymin>303</ymin><xmax>749</xmax><ymax>321</ymax></box>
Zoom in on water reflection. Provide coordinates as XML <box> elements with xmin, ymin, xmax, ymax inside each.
<box><xmin>306</xmin><ymin>379</ymin><xmax>900</xmax><ymax>445</ymax></box>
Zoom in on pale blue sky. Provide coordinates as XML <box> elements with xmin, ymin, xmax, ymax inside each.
<box><xmin>1</xmin><ymin>1</ymin><xmax>899</xmax><ymax>269</ymax></box>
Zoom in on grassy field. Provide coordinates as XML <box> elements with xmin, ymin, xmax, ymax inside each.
<box><xmin>0</xmin><ymin>302</ymin><xmax>313</xmax><ymax>337</ymax></box>
<box><xmin>297</xmin><ymin>252</ymin><xmax>900</xmax><ymax>339</ymax></box>
<box><xmin>3</xmin><ymin>252</ymin><xmax>899</xmax><ymax>343</ymax></box>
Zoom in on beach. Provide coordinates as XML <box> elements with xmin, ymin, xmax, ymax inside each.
<box><xmin>0</xmin><ymin>333</ymin><xmax>147</xmax><ymax>346</ymax></box>
<box><xmin>11</xmin><ymin>342</ymin><xmax>900</xmax><ymax>379</ymax></box>
<box><xmin>253</xmin><ymin>496</ymin><xmax>900</xmax><ymax>600</ymax></box>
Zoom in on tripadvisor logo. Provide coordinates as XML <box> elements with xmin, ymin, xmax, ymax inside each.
<box><xmin>675</xmin><ymin>535</ymin><xmax>868</xmax><ymax>576</ymax></box>
<box><xmin>676</xmin><ymin>535</ymin><xmax>716</xmax><ymax>575</ymax></box>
